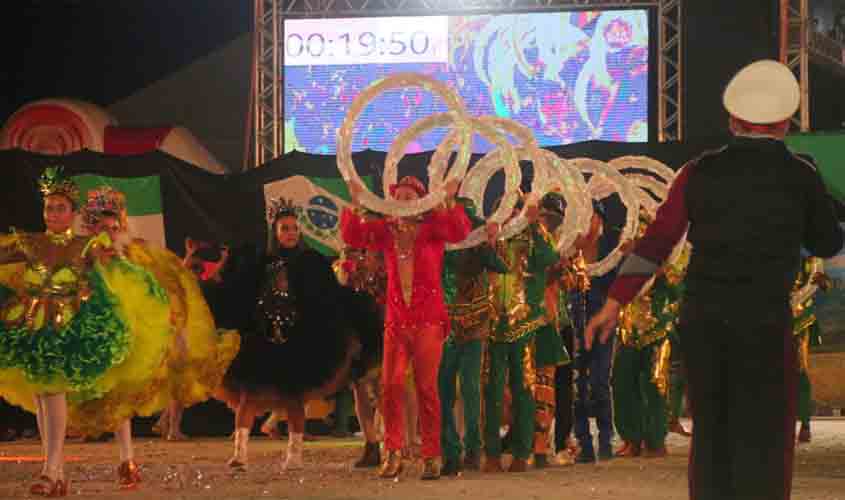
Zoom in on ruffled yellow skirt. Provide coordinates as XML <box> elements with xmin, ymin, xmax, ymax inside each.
<box><xmin>2</xmin><ymin>243</ymin><xmax>240</xmax><ymax>436</ymax></box>
<box><xmin>127</xmin><ymin>244</ymin><xmax>240</xmax><ymax>411</ymax></box>
<box><xmin>66</xmin><ymin>258</ymin><xmax>173</xmax><ymax>436</ymax></box>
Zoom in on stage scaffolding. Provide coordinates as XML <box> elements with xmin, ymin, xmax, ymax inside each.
<box><xmin>781</xmin><ymin>0</ymin><xmax>845</xmax><ymax>133</ymax></box>
<box><xmin>252</xmin><ymin>0</ymin><xmax>684</xmax><ymax>166</ymax></box>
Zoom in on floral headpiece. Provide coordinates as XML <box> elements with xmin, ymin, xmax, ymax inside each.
<box><xmin>82</xmin><ymin>187</ymin><xmax>128</xmax><ymax>232</ymax></box>
<box><xmin>266</xmin><ymin>197</ymin><xmax>301</xmax><ymax>224</ymax></box>
<box><xmin>39</xmin><ymin>167</ymin><xmax>80</xmax><ymax>207</ymax></box>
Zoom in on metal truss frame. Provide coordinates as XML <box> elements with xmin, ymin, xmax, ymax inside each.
<box><xmin>281</xmin><ymin>0</ymin><xmax>661</xmax><ymax>17</ymax></box>
<box><xmin>657</xmin><ymin>0</ymin><xmax>682</xmax><ymax>141</ymax></box>
<box><xmin>254</xmin><ymin>0</ymin><xmax>283</xmax><ymax>166</ymax></box>
<box><xmin>782</xmin><ymin>0</ymin><xmax>810</xmax><ymax>132</ymax></box>
<box><xmin>252</xmin><ymin>0</ymin><xmax>684</xmax><ymax>166</ymax></box>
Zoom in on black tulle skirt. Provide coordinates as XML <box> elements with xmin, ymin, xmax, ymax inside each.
<box><xmin>215</xmin><ymin>246</ymin><xmax>383</xmax><ymax>409</ymax></box>
<box><xmin>218</xmin><ymin>288</ymin><xmax>382</xmax><ymax>407</ymax></box>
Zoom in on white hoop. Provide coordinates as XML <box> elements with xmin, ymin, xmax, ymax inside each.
<box><xmin>336</xmin><ymin>73</ymin><xmax>470</xmax><ymax>216</ymax></box>
<box><xmin>608</xmin><ymin>156</ymin><xmax>675</xmax><ymax>183</ymax></box>
<box><xmin>450</xmin><ymin>147</ymin><xmax>549</xmax><ymax>249</ymax></box>
<box><xmin>382</xmin><ymin>111</ymin><xmax>472</xmax><ymax>200</ymax></box>
<box><xmin>537</xmin><ymin>152</ymin><xmax>592</xmax><ymax>254</ymax></box>
<box><xmin>572</xmin><ymin>158</ymin><xmax>641</xmax><ymax>277</ymax></box>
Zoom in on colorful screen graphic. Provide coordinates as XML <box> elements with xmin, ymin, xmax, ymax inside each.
<box><xmin>283</xmin><ymin>10</ymin><xmax>649</xmax><ymax>154</ymax></box>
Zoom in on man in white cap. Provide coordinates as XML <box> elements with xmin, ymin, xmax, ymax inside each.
<box><xmin>584</xmin><ymin>60</ymin><xmax>843</xmax><ymax>500</ymax></box>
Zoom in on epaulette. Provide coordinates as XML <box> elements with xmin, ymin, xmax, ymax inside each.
<box><xmin>682</xmin><ymin>145</ymin><xmax>729</xmax><ymax>171</ymax></box>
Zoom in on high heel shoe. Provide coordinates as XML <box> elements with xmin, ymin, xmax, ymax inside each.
<box><xmin>29</xmin><ymin>476</ymin><xmax>68</xmax><ymax>497</ymax></box>
<box><xmin>117</xmin><ymin>460</ymin><xmax>142</xmax><ymax>490</ymax></box>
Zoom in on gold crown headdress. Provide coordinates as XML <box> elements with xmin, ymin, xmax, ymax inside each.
<box><xmin>38</xmin><ymin>167</ymin><xmax>80</xmax><ymax>207</ymax></box>
<box><xmin>266</xmin><ymin>197</ymin><xmax>301</xmax><ymax>224</ymax></box>
<box><xmin>82</xmin><ymin>187</ymin><xmax>128</xmax><ymax>232</ymax></box>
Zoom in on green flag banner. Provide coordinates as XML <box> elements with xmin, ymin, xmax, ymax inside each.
<box><xmin>71</xmin><ymin>174</ymin><xmax>166</xmax><ymax>248</ymax></box>
<box><xmin>786</xmin><ymin>132</ymin><xmax>845</xmax><ymax>203</ymax></box>
<box><xmin>263</xmin><ymin>175</ymin><xmax>374</xmax><ymax>256</ymax></box>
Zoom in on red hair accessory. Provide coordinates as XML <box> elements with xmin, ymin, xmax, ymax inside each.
<box><xmin>388</xmin><ymin>176</ymin><xmax>427</xmax><ymax>198</ymax></box>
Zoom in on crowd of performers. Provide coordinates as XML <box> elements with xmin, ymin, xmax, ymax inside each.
<box><xmin>0</xmin><ymin>61</ymin><xmax>842</xmax><ymax>500</ymax></box>
<box><xmin>1</xmin><ymin>167</ymin><xmax>835</xmax><ymax>494</ymax></box>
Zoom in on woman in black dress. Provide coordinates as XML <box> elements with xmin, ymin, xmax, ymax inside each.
<box><xmin>216</xmin><ymin>199</ymin><xmax>379</xmax><ymax>471</ymax></box>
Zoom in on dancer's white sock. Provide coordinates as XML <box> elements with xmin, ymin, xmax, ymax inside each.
<box><xmin>283</xmin><ymin>432</ymin><xmax>304</xmax><ymax>470</ymax></box>
<box><xmin>116</xmin><ymin>420</ymin><xmax>134</xmax><ymax>462</ymax></box>
<box><xmin>43</xmin><ymin>393</ymin><xmax>67</xmax><ymax>481</ymax></box>
<box><xmin>230</xmin><ymin>427</ymin><xmax>250</xmax><ymax>464</ymax></box>
<box><xmin>34</xmin><ymin>396</ymin><xmax>47</xmax><ymax>474</ymax></box>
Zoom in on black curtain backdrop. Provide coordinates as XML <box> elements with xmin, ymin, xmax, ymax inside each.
<box><xmin>1</xmin><ymin>139</ymin><xmax>730</xmax><ymax>256</ymax></box>
<box><xmin>3</xmin><ymin>135</ymin><xmax>842</xmax><ymax>257</ymax></box>
<box><xmin>683</xmin><ymin>0</ymin><xmax>779</xmax><ymax>140</ymax></box>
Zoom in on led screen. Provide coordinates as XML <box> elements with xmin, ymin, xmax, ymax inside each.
<box><xmin>283</xmin><ymin>10</ymin><xmax>649</xmax><ymax>154</ymax></box>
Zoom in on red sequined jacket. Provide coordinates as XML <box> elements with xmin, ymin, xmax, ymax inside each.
<box><xmin>340</xmin><ymin>205</ymin><xmax>471</xmax><ymax>336</ymax></box>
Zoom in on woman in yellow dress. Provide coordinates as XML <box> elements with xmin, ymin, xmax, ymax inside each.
<box><xmin>0</xmin><ymin>169</ymin><xmax>135</xmax><ymax>497</ymax></box>
<box><xmin>64</xmin><ymin>187</ymin><xmax>174</xmax><ymax>489</ymax></box>
<box><xmin>67</xmin><ymin>187</ymin><xmax>240</xmax><ymax>473</ymax></box>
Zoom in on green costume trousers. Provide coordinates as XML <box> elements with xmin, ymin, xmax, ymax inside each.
<box><xmin>438</xmin><ymin>337</ymin><xmax>483</xmax><ymax>461</ymax></box>
<box><xmin>797</xmin><ymin>371</ymin><xmax>812</xmax><ymax>426</ymax></box>
<box><xmin>332</xmin><ymin>388</ymin><xmax>354</xmax><ymax>434</ymax></box>
<box><xmin>484</xmin><ymin>335</ymin><xmax>535</xmax><ymax>460</ymax></box>
<box><xmin>669</xmin><ymin>339</ymin><xmax>687</xmax><ymax>423</ymax></box>
<box><xmin>612</xmin><ymin>343</ymin><xmax>668</xmax><ymax>450</ymax></box>
<box><xmin>669</xmin><ymin>363</ymin><xmax>687</xmax><ymax>423</ymax></box>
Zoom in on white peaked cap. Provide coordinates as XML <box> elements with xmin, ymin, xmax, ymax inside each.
<box><xmin>723</xmin><ymin>60</ymin><xmax>801</xmax><ymax>124</ymax></box>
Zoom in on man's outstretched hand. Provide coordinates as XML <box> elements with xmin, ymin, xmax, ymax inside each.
<box><xmin>584</xmin><ymin>298</ymin><xmax>622</xmax><ymax>350</ymax></box>
<box><xmin>348</xmin><ymin>180</ymin><xmax>364</xmax><ymax>206</ymax></box>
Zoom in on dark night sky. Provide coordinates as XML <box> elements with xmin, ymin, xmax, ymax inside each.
<box><xmin>0</xmin><ymin>0</ymin><xmax>252</xmax><ymax>123</ymax></box>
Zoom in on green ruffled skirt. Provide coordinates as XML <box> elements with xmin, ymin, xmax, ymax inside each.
<box><xmin>0</xmin><ymin>270</ymin><xmax>131</xmax><ymax>400</ymax></box>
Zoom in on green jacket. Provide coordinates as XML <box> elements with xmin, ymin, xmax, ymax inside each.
<box><xmin>490</xmin><ymin>225</ymin><xmax>559</xmax><ymax>343</ymax></box>
<box><xmin>443</xmin><ymin>244</ymin><xmax>508</xmax><ymax>343</ymax></box>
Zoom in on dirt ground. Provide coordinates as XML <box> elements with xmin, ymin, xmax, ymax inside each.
<box><xmin>1</xmin><ymin>419</ymin><xmax>843</xmax><ymax>500</ymax></box>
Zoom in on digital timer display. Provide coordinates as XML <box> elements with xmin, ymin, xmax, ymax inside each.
<box><xmin>284</xmin><ymin>17</ymin><xmax>448</xmax><ymax>66</ymax></box>
<box><xmin>283</xmin><ymin>10</ymin><xmax>650</xmax><ymax>154</ymax></box>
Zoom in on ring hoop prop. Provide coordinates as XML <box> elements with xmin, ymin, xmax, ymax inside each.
<box><xmin>608</xmin><ymin>156</ymin><xmax>675</xmax><ymax>183</ymax></box>
<box><xmin>337</xmin><ymin>73</ymin><xmax>470</xmax><ymax>216</ymax></box>
<box><xmin>471</xmin><ymin>146</ymin><xmax>549</xmax><ymax>245</ymax></box>
<box><xmin>628</xmin><ymin>165</ymin><xmax>690</xmax><ymax>298</ymax></box>
<box><xmin>426</xmin><ymin>127</ymin><xmax>465</xmax><ymax>194</ymax></box>
<box><xmin>536</xmin><ymin>152</ymin><xmax>592</xmax><ymax>253</ymax></box>
<box><xmin>572</xmin><ymin>158</ymin><xmax>641</xmax><ymax>277</ymax></box>
<box><xmin>383</xmin><ymin>111</ymin><xmax>473</xmax><ymax>199</ymax></box>
<box><xmin>625</xmin><ymin>174</ymin><xmax>669</xmax><ymax>214</ymax></box>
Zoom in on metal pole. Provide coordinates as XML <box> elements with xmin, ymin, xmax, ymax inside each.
<box><xmin>658</xmin><ymin>0</ymin><xmax>667</xmax><ymax>142</ymax></box>
<box><xmin>272</xmin><ymin>2</ymin><xmax>281</xmax><ymax>158</ymax></box>
<box><xmin>800</xmin><ymin>0</ymin><xmax>810</xmax><ymax>131</ymax></box>
<box><xmin>780</xmin><ymin>0</ymin><xmax>790</xmax><ymax>63</ymax></box>
<box><xmin>677</xmin><ymin>0</ymin><xmax>684</xmax><ymax>141</ymax></box>
<box><xmin>254</xmin><ymin>0</ymin><xmax>264</xmax><ymax>167</ymax></box>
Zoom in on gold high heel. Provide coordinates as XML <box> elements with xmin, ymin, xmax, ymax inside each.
<box><xmin>378</xmin><ymin>450</ymin><xmax>403</xmax><ymax>478</ymax></box>
<box><xmin>29</xmin><ymin>476</ymin><xmax>68</xmax><ymax>497</ymax></box>
<box><xmin>117</xmin><ymin>460</ymin><xmax>141</xmax><ymax>490</ymax></box>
